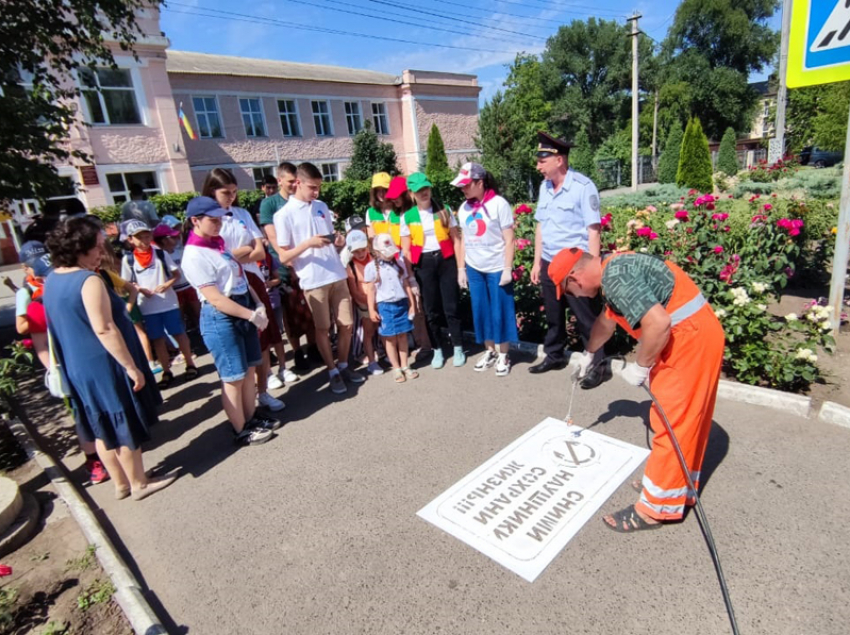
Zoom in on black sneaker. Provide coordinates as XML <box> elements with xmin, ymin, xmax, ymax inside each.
<box><xmin>233</xmin><ymin>426</ymin><xmax>273</xmax><ymax>446</ymax></box>
<box><xmin>250</xmin><ymin>414</ymin><xmax>283</xmax><ymax>431</ymax></box>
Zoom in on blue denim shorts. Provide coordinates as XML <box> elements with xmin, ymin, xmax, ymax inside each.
<box><xmin>143</xmin><ymin>308</ymin><xmax>186</xmax><ymax>340</ymax></box>
<box><xmin>200</xmin><ymin>293</ymin><xmax>262</xmax><ymax>383</ymax></box>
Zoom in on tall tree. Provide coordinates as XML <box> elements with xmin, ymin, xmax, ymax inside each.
<box><xmin>677</xmin><ymin>118</ymin><xmax>714</xmax><ymax>193</ymax></box>
<box><xmin>658</xmin><ymin>124</ymin><xmax>684</xmax><ymax>184</ymax></box>
<box><xmin>661</xmin><ymin>0</ymin><xmax>779</xmax><ymax>140</ymax></box>
<box><xmin>785</xmin><ymin>81</ymin><xmax>850</xmax><ymax>153</ymax></box>
<box><xmin>717</xmin><ymin>127</ymin><xmax>739</xmax><ymax>176</ymax></box>
<box><xmin>569</xmin><ymin>128</ymin><xmax>596</xmax><ymax>180</ymax></box>
<box><xmin>344</xmin><ymin>122</ymin><xmax>399</xmax><ymax>181</ymax></box>
<box><xmin>0</xmin><ymin>0</ymin><xmax>149</xmax><ymax>203</ymax></box>
<box><xmin>424</xmin><ymin>124</ymin><xmax>450</xmax><ymax>182</ymax></box>
<box><xmin>541</xmin><ymin>19</ymin><xmax>653</xmax><ymax>148</ymax></box>
<box><xmin>812</xmin><ymin>82</ymin><xmax>850</xmax><ymax>152</ymax></box>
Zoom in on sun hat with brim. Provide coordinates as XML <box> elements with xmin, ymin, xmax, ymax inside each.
<box><xmin>386</xmin><ymin>176</ymin><xmax>409</xmax><ymax>200</ymax></box>
<box><xmin>153</xmin><ymin>223</ymin><xmax>180</xmax><ymax>239</ymax></box>
<box><xmin>450</xmin><ymin>162</ymin><xmax>486</xmax><ymax>187</ymax></box>
<box><xmin>371</xmin><ymin>172</ymin><xmax>392</xmax><ymax>190</ymax></box>
<box><xmin>186</xmin><ymin>196</ymin><xmax>229</xmax><ymax>218</ymax></box>
<box><xmin>549</xmin><ymin>248</ymin><xmax>585</xmax><ymax>299</ymax></box>
<box><xmin>407</xmin><ymin>172</ymin><xmax>432</xmax><ymax>192</ymax></box>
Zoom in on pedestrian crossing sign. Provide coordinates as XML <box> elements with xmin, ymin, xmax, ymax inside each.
<box><xmin>788</xmin><ymin>0</ymin><xmax>850</xmax><ymax>87</ymax></box>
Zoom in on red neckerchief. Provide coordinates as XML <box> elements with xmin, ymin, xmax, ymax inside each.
<box><xmin>467</xmin><ymin>189</ymin><xmax>496</xmax><ymax>218</ymax></box>
<box><xmin>26</xmin><ymin>275</ymin><xmax>44</xmax><ymax>300</ymax></box>
<box><xmin>186</xmin><ymin>230</ymin><xmax>226</xmax><ymax>252</ymax></box>
<box><xmin>133</xmin><ymin>247</ymin><xmax>154</xmax><ymax>269</ymax></box>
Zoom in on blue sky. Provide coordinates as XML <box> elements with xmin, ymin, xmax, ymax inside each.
<box><xmin>161</xmin><ymin>0</ymin><xmax>781</xmax><ymax>104</ymax></box>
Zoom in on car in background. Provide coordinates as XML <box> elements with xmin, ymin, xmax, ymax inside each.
<box><xmin>799</xmin><ymin>146</ymin><xmax>843</xmax><ymax>168</ymax></box>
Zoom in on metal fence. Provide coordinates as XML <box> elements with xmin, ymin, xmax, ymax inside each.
<box><xmin>594</xmin><ymin>156</ymin><xmax>658</xmax><ymax>190</ymax></box>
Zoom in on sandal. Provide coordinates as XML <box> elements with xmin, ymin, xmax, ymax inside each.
<box><xmin>184</xmin><ymin>366</ymin><xmax>199</xmax><ymax>380</ymax></box>
<box><xmin>402</xmin><ymin>367</ymin><xmax>419</xmax><ymax>380</ymax></box>
<box><xmin>393</xmin><ymin>369</ymin><xmax>406</xmax><ymax>383</ymax></box>
<box><xmin>602</xmin><ymin>504</ymin><xmax>663</xmax><ymax>533</ymax></box>
<box><xmin>158</xmin><ymin>370</ymin><xmax>174</xmax><ymax>388</ymax></box>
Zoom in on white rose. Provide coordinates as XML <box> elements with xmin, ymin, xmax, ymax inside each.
<box><xmin>785</xmin><ymin>313</ymin><xmax>798</xmax><ymax>321</ymax></box>
<box><xmin>756</xmin><ymin>304</ymin><xmax>767</xmax><ymax>311</ymax></box>
<box><xmin>665</xmin><ymin>219</ymin><xmax>680</xmax><ymax>230</ymax></box>
<box><xmin>715</xmin><ymin>308</ymin><xmax>727</xmax><ymax>319</ymax></box>
<box><xmin>752</xmin><ymin>282</ymin><xmax>767</xmax><ymax>294</ymax></box>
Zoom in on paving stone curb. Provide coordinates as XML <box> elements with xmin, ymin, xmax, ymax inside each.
<box><xmin>3</xmin><ymin>415</ymin><xmax>168</xmax><ymax>635</ymax></box>
<box><xmin>816</xmin><ymin>401</ymin><xmax>850</xmax><ymax>430</ymax></box>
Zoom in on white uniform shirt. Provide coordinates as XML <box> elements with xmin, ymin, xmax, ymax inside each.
<box><xmin>120</xmin><ymin>249</ymin><xmax>180</xmax><ymax>315</ymax></box>
<box><xmin>274</xmin><ymin>198</ymin><xmax>346</xmax><ymax>291</ymax></box>
<box><xmin>457</xmin><ymin>195</ymin><xmax>514</xmax><ymax>273</ymax></box>
<box><xmin>219</xmin><ymin>207</ymin><xmax>264</xmax><ymax>278</ymax></box>
<box><xmin>180</xmin><ymin>244</ymin><xmax>249</xmax><ymax>301</ymax></box>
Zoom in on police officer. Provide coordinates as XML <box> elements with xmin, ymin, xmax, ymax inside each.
<box><xmin>528</xmin><ymin>131</ymin><xmax>606</xmax><ymax>388</ymax></box>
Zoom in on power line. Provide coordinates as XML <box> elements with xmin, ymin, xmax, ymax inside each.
<box><xmin>361</xmin><ymin>0</ymin><xmax>548</xmax><ymax>40</ymax></box>
<box><xmin>485</xmin><ymin>0</ymin><xmax>625</xmax><ymax>17</ymax></box>
<box><xmin>520</xmin><ymin>0</ymin><xmax>625</xmax><ymax>15</ymax></box>
<box><xmin>427</xmin><ymin>0</ymin><xmax>587</xmax><ymax>26</ymax></box>
<box><xmin>164</xmin><ymin>6</ymin><xmax>524</xmax><ymax>54</ymax></box>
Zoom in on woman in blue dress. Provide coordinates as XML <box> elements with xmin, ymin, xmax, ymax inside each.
<box><xmin>44</xmin><ymin>217</ymin><xmax>176</xmax><ymax>501</ymax></box>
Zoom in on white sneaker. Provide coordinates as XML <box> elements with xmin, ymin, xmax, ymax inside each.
<box><xmin>474</xmin><ymin>350</ymin><xmax>498</xmax><ymax>372</ymax></box>
<box><xmin>267</xmin><ymin>374</ymin><xmax>285</xmax><ymax>390</ymax></box>
<box><xmin>281</xmin><ymin>368</ymin><xmax>299</xmax><ymax>383</ymax></box>
<box><xmin>258</xmin><ymin>392</ymin><xmax>285</xmax><ymax>412</ymax></box>
<box><xmin>495</xmin><ymin>355</ymin><xmax>511</xmax><ymax>377</ymax></box>
<box><xmin>367</xmin><ymin>361</ymin><xmax>384</xmax><ymax>375</ymax></box>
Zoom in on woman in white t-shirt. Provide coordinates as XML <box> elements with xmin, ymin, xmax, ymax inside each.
<box><xmin>201</xmin><ymin>168</ymin><xmax>289</xmax><ymax>414</ymax></box>
<box><xmin>400</xmin><ymin>172</ymin><xmax>465</xmax><ymax>370</ymax></box>
<box><xmin>180</xmin><ymin>196</ymin><xmax>277</xmax><ymax>448</ymax></box>
<box><xmin>453</xmin><ymin>163</ymin><xmax>518</xmax><ymax>377</ymax></box>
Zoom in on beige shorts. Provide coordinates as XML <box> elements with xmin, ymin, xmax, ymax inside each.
<box><xmin>304</xmin><ymin>279</ymin><xmax>354</xmax><ymax>331</ymax></box>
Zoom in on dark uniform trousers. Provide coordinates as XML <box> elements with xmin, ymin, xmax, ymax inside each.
<box><xmin>540</xmin><ymin>258</ymin><xmax>602</xmax><ymax>362</ymax></box>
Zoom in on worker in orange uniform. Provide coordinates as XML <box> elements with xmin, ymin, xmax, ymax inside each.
<box><xmin>548</xmin><ymin>247</ymin><xmax>725</xmax><ymax>532</ymax></box>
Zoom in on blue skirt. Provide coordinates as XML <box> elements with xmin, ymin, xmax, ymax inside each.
<box><xmin>378</xmin><ymin>299</ymin><xmax>413</xmax><ymax>337</ymax></box>
<box><xmin>467</xmin><ymin>267</ymin><xmax>518</xmax><ymax>345</ymax></box>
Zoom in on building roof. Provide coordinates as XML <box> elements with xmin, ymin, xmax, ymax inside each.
<box><xmin>166</xmin><ymin>50</ymin><xmax>400</xmax><ymax>85</ymax></box>
<box><xmin>750</xmin><ymin>80</ymin><xmax>777</xmax><ymax>97</ymax></box>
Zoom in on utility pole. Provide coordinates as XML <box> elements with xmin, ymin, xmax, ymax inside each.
<box><xmin>774</xmin><ymin>0</ymin><xmax>792</xmax><ymax>158</ymax></box>
<box><xmin>652</xmin><ymin>89</ymin><xmax>659</xmax><ymax>171</ymax></box>
<box><xmin>628</xmin><ymin>12</ymin><xmax>642</xmax><ymax>192</ymax></box>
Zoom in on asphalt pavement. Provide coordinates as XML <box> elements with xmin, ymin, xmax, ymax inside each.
<box><xmin>44</xmin><ymin>346</ymin><xmax>850</xmax><ymax>635</ymax></box>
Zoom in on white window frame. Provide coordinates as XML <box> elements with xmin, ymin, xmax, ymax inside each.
<box><xmin>77</xmin><ymin>65</ymin><xmax>146</xmax><ymax>127</ymax></box>
<box><xmin>252</xmin><ymin>166</ymin><xmax>275</xmax><ymax>189</ymax></box>
<box><xmin>99</xmin><ymin>168</ymin><xmax>164</xmax><ymax>204</ymax></box>
<box><xmin>311</xmin><ymin>100</ymin><xmax>334</xmax><ymax>137</ymax></box>
<box><xmin>277</xmin><ymin>99</ymin><xmax>302</xmax><ymax>137</ymax></box>
<box><xmin>239</xmin><ymin>97</ymin><xmax>267</xmax><ymax>138</ymax></box>
<box><xmin>371</xmin><ymin>102</ymin><xmax>390</xmax><ymax>135</ymax></box>
<box><xmin>192</xmin><ymin>95</ymin><xmax>224</xmax><ymax>139</ymax></box>
<box><xmin>344</xmin><ymin>101</ymin><xmax>363</xmax><ymax>136</ymax></box>
<box><xmin>319</xmin><ymin>163</ymin><xmax>340</xmax><ymax>182</ymax></box>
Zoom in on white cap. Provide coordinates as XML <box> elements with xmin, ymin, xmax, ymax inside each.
<box><xmin>345</xmin><ymin>229</ymin><xmax>368</xmax><ymax>251</ymax></box>
<box><xmin>373</xmin><ymin>233</ymin><xmax>398</xmax><ymax>259</ymax></box>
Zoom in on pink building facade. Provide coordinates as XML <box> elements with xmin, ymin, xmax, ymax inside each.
<box><xmin>29</xmin><ymin>10</ymin><xmax>479</xmax><ymax>213</ymax></box>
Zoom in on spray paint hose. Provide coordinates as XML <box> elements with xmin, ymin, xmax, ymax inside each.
<box><xmin>572</xmin><ymin>356</ymin><xmax>741</xmax><ymax>635</ymax></box>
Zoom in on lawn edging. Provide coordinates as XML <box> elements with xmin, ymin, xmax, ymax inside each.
<box><xmin>816</xmin><ymin>402</ymin><xmax>850</xmax><ymax>430</ymax></box>
<box><xmin>3</xmin><ymin>415</ymin><xmax>168</xmax><ymax>635</ymax></box>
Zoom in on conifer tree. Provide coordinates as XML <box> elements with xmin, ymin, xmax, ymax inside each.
<box><xmin>676</xmin><ymin>117</ymin><xmax>713</xmax><ymax>193</ymax></box>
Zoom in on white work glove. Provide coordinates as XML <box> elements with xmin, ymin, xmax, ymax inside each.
<box><xmin>573</xmin><ymin>350</ymin><xmax>594</xmax><ymax>379</ymax></box>
<box><xmin>499</xmin><ymin>269</ymin><xmax>513</xmax><ymax>286</ymax></box>
<box><xmin>249</xmin><ymin>306</ymin><xmax>269</xmax><ymax>331</ymax></box>
<box><xmin>457</xmin><ymin>268</ymin><xmax>468</xmax><ymax>289</ymax></box>
<box><xmin>622</xmin><ymin>362</ymin><xmax>651</xmax><ymax>387</ymax></box>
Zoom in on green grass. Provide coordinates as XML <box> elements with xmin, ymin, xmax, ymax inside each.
<box><xmin>64</xmin><ymin>545</ymin><xmax>96</xmax><ymax>573</ymax></box>
<box><xmin>76</xmin><ymin>579</ymin><xmax>114</xmax><ymax>612</ymax></box>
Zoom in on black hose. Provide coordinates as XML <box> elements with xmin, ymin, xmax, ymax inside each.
<box><xmin>642</xmin><ymin>384</ymin><xmax>741</xmax><ymax>635</ymax></box>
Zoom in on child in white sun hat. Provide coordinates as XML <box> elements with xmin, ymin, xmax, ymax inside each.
<box><xmin>364</xmin><ymin>234</ymin><xmax>418</xmax><ymax>383</ymax></box>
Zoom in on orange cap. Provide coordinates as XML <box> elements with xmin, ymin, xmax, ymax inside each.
<box><xmin>549</xmin><ymin>248</ymin><xmax>584</xmax><ymax>299</ymax></box>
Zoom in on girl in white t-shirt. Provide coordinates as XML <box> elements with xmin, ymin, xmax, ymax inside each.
<box><xmin>364</xmin><ymin>234</ymin><xmax>418</xmax><ymax>384</ymax></box>
<box><xmin>453</xmin><ymin>163</ymin><xmax>518</xmax><ymax>377</ymax></box>
<box><xmin>180</xmin><ymin>196</ymin><xmax>277</xmax><ymax>448</ymax></box>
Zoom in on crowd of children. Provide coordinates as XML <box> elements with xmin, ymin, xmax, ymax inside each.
<box><xmin>26</xmin><ymin>159</ymin><xmax>520</xmax><ymax>480</ymax></box>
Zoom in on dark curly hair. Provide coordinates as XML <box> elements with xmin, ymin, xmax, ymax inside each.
<box><xmin>45</xmin><ymin>217</ymin><xmax>102</xmax><ymax>268</ymax></box>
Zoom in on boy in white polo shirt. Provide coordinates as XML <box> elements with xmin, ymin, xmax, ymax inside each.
<box><xmin>274</xmin><ymin>162</ymin><xmax>365</xmax><ymax>394</ymax></box>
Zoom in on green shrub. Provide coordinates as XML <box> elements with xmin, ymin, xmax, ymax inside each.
<box><xmin>150</xmin><ymin>192</ymin><xmax>197</xmax><ymax>218</ymax></box>
<box><xmin>717</xmin><ymin>127</ymin><xmax>739</xmax><ymax>177</ymax></box>
<box><xmin>89</xmin><ymin>204</ymin><xmax>122</xmax><ymax>224</ymax></box>
<box><xmin>237</xmin><ymin>189</ymin><xmax>264</xmax><ymax>213</ymax></box>
<box><xmin>424</xmin><ymin>124</ymin><xmax>450</xmax><ymax>182</ymax></box>
<box><xmin>600</xmin><ymin>183</ymin><xmax>690</xmax><ymax>210</ymax></box>
<box><xmin>321</xmin><ymin>179</ymin><xmax>372</xmax><ymax>221</ymax></box>
<box><xmin>657</xmin><ymin>125</ymin><xmax>683</xmax><ymax>184</ymax></box>
<box><xmin>783</xmin><ymin>167</ymin><xmax>842</xmax><ymax>198</ymax></box>
<box><xmin>676</xmin><ymin>117</ymin><xmax>713</xmax><ymax>193</ymax></box>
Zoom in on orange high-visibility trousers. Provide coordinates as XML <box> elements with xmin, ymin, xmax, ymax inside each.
<box><xmin>635</xmin><ymin>303</ymin><xmax>725</xmax><ymax>521</ymax></box>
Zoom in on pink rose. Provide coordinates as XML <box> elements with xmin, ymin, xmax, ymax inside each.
<box><xmin>515</xmin><ymin>204</ymin><xmax>533</xmax><ymax>216</ymax></box>
<box><xmin>711</xmin><ymin>213</ymin><xmax>729</xmax><ymax>221</ymax></box>
<box><xmin>675</xmin><ymin>211</ymin><xmax>689</xmax><ymax>221</ymax></box>
<box><xmin>713</xmin><ymin>245</ymin><xmax>724</xmax><ymax>254</ymax></box>
<box><xmin>636</xmin><ymin>227</ymin><xmax>652</xmax><ymax>237</ymax></box>
<box><xmin>764</xmin><ymin>203</ymin><xmax>773</xmax><ymax>211</ymax></box>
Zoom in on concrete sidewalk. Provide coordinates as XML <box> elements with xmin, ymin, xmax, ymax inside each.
<box><xmin>24</xmin><ymin>351</ymin><xmax>850</xmax><ymax>635</ymax></box>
